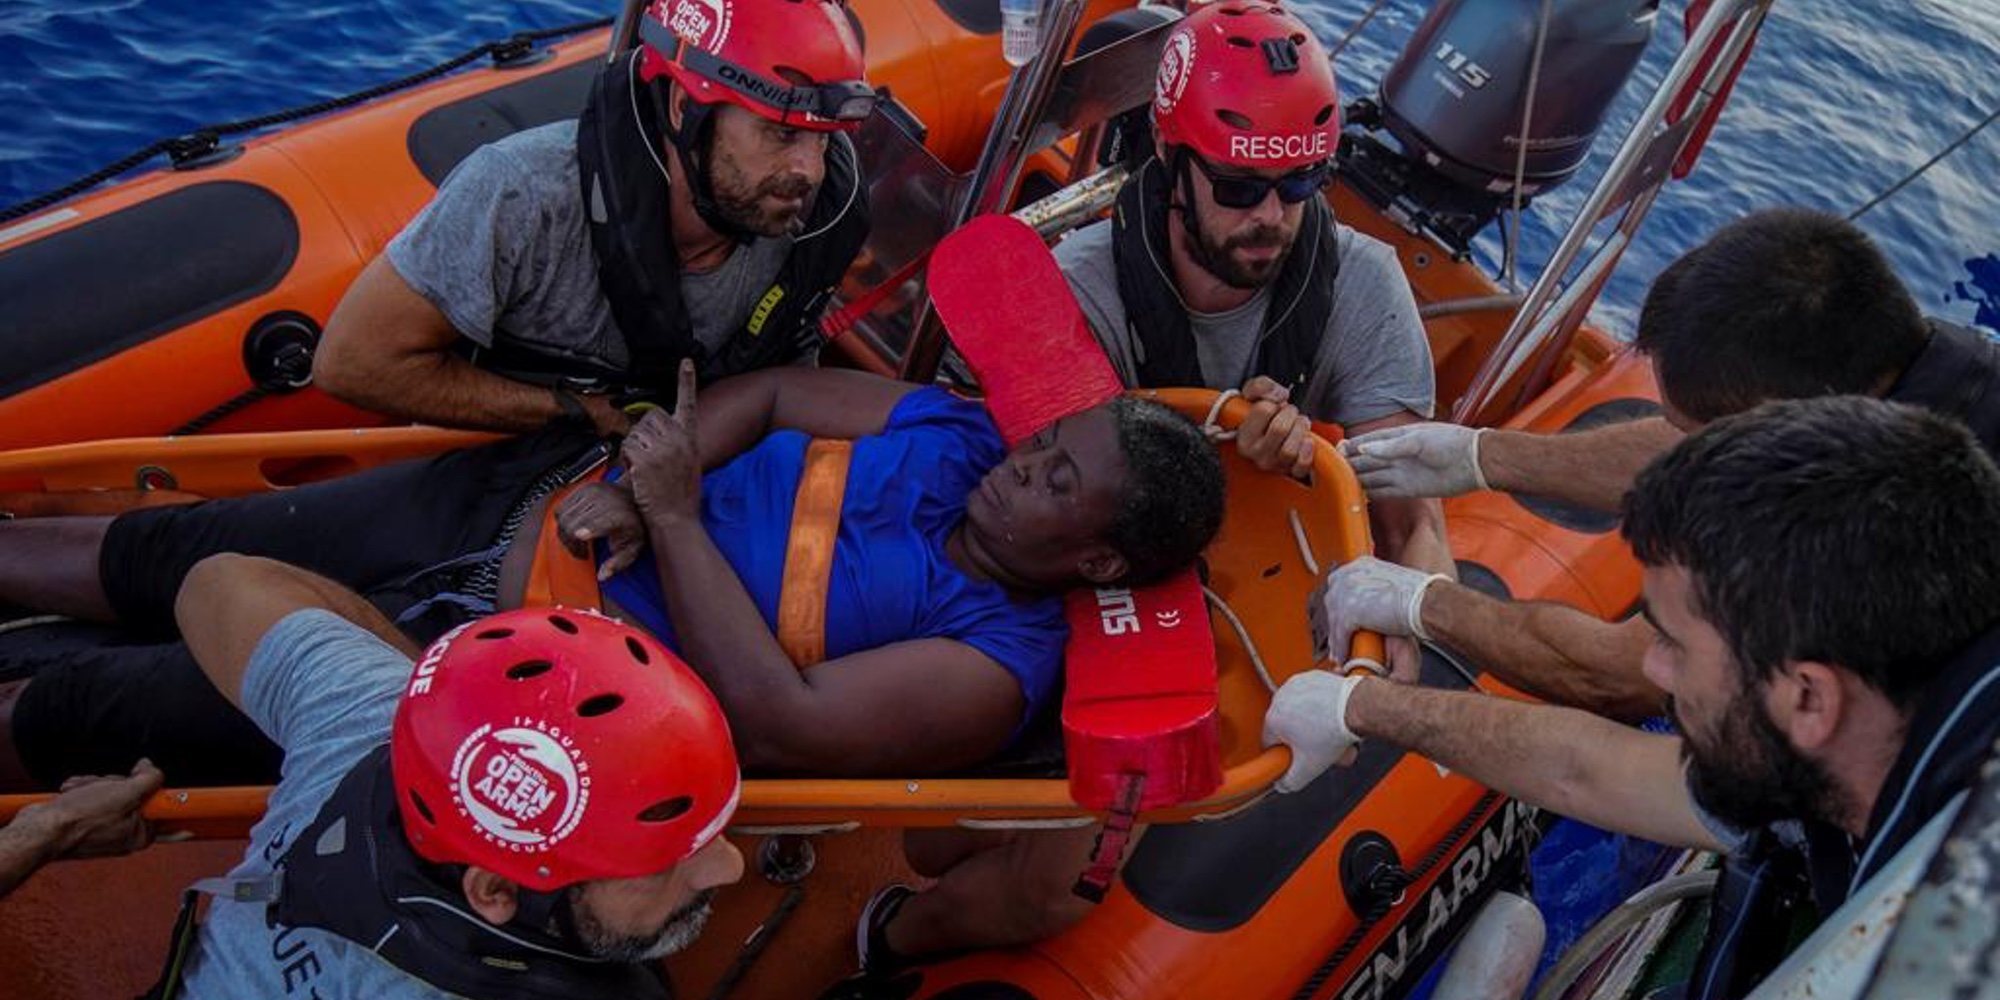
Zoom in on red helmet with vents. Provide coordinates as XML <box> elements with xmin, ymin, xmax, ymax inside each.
<box><xmin>1152</xmin><ymin>2</ymin><xmax>1342</xmax><ymax>170</ymax></box>
<box><xmin>390</xmin><ymin>607</ymin><xmax>739</xmax><ymax>892</ymax></box>
<box><xmin>637</xmin><ymin>0</ymin><xmax>876</xmax><ymax>132</ymax></box>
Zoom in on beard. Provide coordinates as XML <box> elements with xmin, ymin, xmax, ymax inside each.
<box><xmin>705</xmin><ymin>149</ymin><xmax>818</xmax><ymax>238</ymax></box>
<box><xmin>566</xmin><ymin>888</ymin><xmax>718</xmax><ymax>963</ymax></box>
<box><xmin>1186</xmin><ymin>214</ymin><xmax>1295</xmax><ymax>290</ymax></box>
<box><xmin>1674</xmin><ymin>690</ymin><xmax>1847</xmax><ymax>832</ymax></box>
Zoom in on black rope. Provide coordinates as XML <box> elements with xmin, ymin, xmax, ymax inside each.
<box><xmin>1848</xmin><ymin>102</ymin><xmax>2000</xmax><ymax>222</ymax></box>
<box><xmin>1</xmin><ymin>17</ymin><xmax>612</xmax><ymax>225</ymax></box>
<box><xmin>168</xmin><ymin>383</ymin><xmax>278</xmax><ymax>438</ymax></box>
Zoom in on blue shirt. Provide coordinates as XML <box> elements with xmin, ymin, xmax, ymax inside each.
<box><xmin>181</xmin><ymin>611</ymin><xmax>453</xmax><ymax>1000</ymax></box>
<box><xmin>602</xmin><ymin>388</ymin><xmax>1068</xmax><ymax>727</ymax></box>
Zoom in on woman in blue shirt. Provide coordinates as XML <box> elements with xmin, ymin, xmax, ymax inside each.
<box><xmin>0</xmin><ymin>366</ymin><xmax>1225</xmax><ymax>788</ymax></box>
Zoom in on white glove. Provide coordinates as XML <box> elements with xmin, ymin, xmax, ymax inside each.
<box><xmin>1264</xmin><ymin>670</ymin><xmax>1370</xmax><ymax>793</ymax></box>
<box><xmin>1310</xmin><ymin>556</ymin><xmax>1448</xmax><ymax>663</ymax></box>
<box><xmin>1342</xmin><ymin>423</ymin><xmax>1488</xmax><ymax>498</ymax></box>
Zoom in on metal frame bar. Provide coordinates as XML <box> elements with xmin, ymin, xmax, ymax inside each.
<box><xmin>1451</xmin><ymin>0</ymin><xmax>1775</xmax><ymax>424</ymax></box>
<box><xmin>609</xmin><ymin>0</ymin><xmax>647</xmax><ymax>60</ymax></box>
<box><xmin>900</xmin><ymin>0</ymin><xmax>1094</xmax><ymax>382</ymax></box>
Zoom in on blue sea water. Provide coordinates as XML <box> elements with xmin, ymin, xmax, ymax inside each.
<box><xmin>1</xmin><ymin>0</ymin><xmax>1995</xmax><ymax>330</ymax></box>
<box><xmin>0</xmin><ymin>0</ymin><xmax>1996</xmax><ymax>990</ymax></box>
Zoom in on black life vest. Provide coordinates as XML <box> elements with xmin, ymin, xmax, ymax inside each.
<box><xmin>481</xmin><ymin>51</ymin><xmax>868</xmax><ymax>398</ymax></box>
<box><xmin>267</xmin><ymin>746</ymin><xmax>671</xmax><ymax>1000</ymax></box>
<box><xmin>1886</xmin><ymin>317</ymin><xmax>2000</xmax><ymax>456</ymax></box>
<box><xmin>1110</xmin><ymin>155</ymin><xmax>1339</xmax><ymax>396</ymax></box>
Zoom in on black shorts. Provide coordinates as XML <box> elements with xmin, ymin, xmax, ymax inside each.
<box><xmin>7</xmin><ymin>427</ymin><xmax>603</xmax><ymax>788</ymax></box>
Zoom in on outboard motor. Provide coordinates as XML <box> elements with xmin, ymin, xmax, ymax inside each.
<box><xmin>1341</xmin><ymin>0</ymin><xmax>1658</xmax><ymax>258</ymax></box>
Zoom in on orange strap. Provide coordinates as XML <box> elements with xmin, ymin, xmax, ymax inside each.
<box><xmin>776</xmin><ymin>439</ymin><xmax>853</xmax><ymax>669</ymax></box>
<box><xmin>526</xmin><ymin>471</ymin><xmax>610</xmax><ymax>610</ymax></box>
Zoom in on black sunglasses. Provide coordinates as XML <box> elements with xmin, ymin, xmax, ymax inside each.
<box><xmin>1187</xmin><ymin>154</ymin><xmax>1331</xmax><ymax>210</ymax></box>
<box><xmin>643</xmin><ymin>19</ymin><xmax>880</xmax><ymax>125</ymax></box>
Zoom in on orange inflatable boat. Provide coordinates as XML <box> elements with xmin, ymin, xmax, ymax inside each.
<box><xmin>0</xmin><ymin>0</ymin><xmax>1126</xmax><ymax>450</ymax></box>
<box><xmin>0</xmin><ymin>0</ymin><xmax>1779</xmax><ymax>992</ymax></box>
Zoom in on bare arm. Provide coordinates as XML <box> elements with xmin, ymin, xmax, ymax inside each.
<box><xmin>1421</xmin><ymin>585</ymin><xmax>1663</xmax><ymax>721</ymax></box>
<box><xmin>691</xmin><ymin>366</ymin><xmax>920</xmax><ymax>468</ymax></box>
<box><xmin>175</xmin><ymin>554</ymin><xmax>420</xmax><ymax>713</ymax></box>
<box><xmin>315</xmin><ymin>257</ymin><xmax>626</xmax><ymax>434</ymax></box>
<box><xmin>1345</xmin><ymin>678</ymin><xmax>1722</xmax><ymax>851</ymax></box>
<box><xmin>0</xmin><ymin>760</ymin><xmax>164</xmax><ymax>900</ymax></box>
<box><xmin>1479</xmin><ymin>417</ymin><xmax>1682</xmax><ymax>513</ymax></box>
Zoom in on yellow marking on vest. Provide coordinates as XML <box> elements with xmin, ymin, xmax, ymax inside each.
<box><xmin>746</xmin><ymin>285</ymin><xmax>786</xmax><ymax>336</ymax></box>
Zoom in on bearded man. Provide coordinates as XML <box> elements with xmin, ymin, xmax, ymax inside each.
<box><xmin>314</xmin><ymin>0</ymin><xmax>875</xmax><ymax>435</ymax></box>
<box><xmin>1267</xmin><ymin>395</ymin><xmax>2000</xmax><ymax>999</ymax></box>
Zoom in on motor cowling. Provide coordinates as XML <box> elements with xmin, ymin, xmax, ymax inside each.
<box><xmin>1378</xmin><ymin>0</ymin><xmax>1658</xmax><ymax>197</ymax></box>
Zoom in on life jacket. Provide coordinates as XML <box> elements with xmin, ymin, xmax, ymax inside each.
<box><xmin>1886</xmin><ymin>318</ymin><xmax>2000</xmax><ymax>456</ymax></box>
<box><xmin>480</xmin><ymin>51</ymin><xmax>868</xmax><ymax>399</ymax></box>
<box><xmin>1110</xmin><ymin>155</ymin><xmax>1339</xmax><ymax>397</ymax></box>
<box><xmin>168</xmin><ymin>746</ymin><xmax>668</xmax><ymax>1000</ymax></box>
<box><xmin>1686</xmin><ymin>620</ymin><xmax>2000</xmax><ymax>999</ymax></box>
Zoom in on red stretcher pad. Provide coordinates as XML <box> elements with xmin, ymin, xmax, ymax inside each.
<box><xmin>928</xmin><ymin>215</ymin><xmax>1223</xmax><ymax>810</ymax></box>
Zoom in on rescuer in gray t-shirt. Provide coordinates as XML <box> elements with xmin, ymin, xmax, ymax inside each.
<box><xmin>309</xmin><ymin>1</ymin><xmax>875</xmax><ymax>436</ymax></box>
<box><xmin>1053</xmin><ymin>219</ymin><xmax>1435</xmax><ymax>429</ymax></box>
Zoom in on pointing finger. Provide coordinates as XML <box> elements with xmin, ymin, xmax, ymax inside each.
<box><xmin>674</xmin><ymin>359</ymin><xmax>698</xmax><ymax>428</ymax></box>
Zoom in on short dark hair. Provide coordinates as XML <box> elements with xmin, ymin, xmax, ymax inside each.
<box><xmin>1634</xmin><ymin>208</ymin><xmax>1928</xmax><ymax>424</ymax></box>
<box><xmin>1105</xmin><ymin>397</ymin><xmax>1227</xmax><ymax>585</ymax></box>
<box><xmin>1622</xmin><ymin>396</ymin><xmax>2000</xmax><ymax>708</ymax></box>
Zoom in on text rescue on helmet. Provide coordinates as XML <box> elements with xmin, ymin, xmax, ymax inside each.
<box><xmin>1230</xmin><ymin>131</ymin><xmax>1332</xmax><ymax>162</ymax></box>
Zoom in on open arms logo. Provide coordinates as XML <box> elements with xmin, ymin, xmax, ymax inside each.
<box><xmin>450</xmin><ymin>720</ymin><xmax>591</xmax><ymax>853</ymax></box>
<box><xmin>659</xmin><ymin>0</ymin><xmax>733</xmax><ymax>52</ymax></box>
<box><xmin>1154</xmin><ymin>27</ymin><xmax>1195</xmax><ymax>117</ymax></box>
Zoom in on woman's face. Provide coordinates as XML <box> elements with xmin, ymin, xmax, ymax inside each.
<box><xmin>964</xmin><ymin>407</ymin><xmax>1129</xmax><ymax>589</ymax></box>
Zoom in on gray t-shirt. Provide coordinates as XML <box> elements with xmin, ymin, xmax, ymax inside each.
<box><xmin>179</xmin><ymin>611</ymin><xmax>453</xmax><ymax>1000</ymax></box>
<box><xmin>1052</xmin><ymin>218</ymin><xmax>1435</xmax><ymax>426</ymax></box>
<box><xmin>386</xmin><ymin>120</ymin><xmax>791</xmax><ymax>373</ymax></box>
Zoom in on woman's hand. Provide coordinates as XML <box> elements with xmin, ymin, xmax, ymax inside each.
<box><xmin>622</xmin><ymin>361</ymin><xmax>704</xmax><ymax>528</ymax></box>
<box><xmin>555</xmin><ymin>481</ymin><xmax>647</xmax><ymax>580</ymax></box>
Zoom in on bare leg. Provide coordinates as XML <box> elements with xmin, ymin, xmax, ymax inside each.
<box><xmin>0</xmin><ymin>517</ymin><xmax>115</xmax><ymax>621</ymax></box>
<box><xmin>885</xmin><ymin>824</ymin><xmax>1147</xmax><ymax>958</ymax></box>
<box><xmin>902</xmin><ymin>827</ymin><xmax>1015</xmax><ymax>878</ymax></box>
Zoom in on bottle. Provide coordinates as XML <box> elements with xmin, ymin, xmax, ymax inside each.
<box><xmin>1000</xmin><ymin>0</ymin><xmax>1044</xmax><ymax>67</ymax></box>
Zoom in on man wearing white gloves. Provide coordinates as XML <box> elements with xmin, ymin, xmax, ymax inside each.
<box><xmin>1325</xmin><ymin>208</ymin><xmax>2000</xmax><ymax>717</ymax></box>
<box><xmin>1268</xmin><ymin>395</ymin><xmax>2000</xmax><ymax>999</ymax></box>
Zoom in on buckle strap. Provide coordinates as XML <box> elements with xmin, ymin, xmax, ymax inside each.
<box><xmin>1072</xmin><ymin>773</ymin><xmax>1147</xmax><ymax>904</ymax></box>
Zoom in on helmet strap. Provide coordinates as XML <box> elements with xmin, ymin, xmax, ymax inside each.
<box><xmin>654</xmin><ymin>80</ymin><xmax>759</xmax><ymax>246</ymax></box>
<box><xmin>524</xmin><ymin>884</ymin><xmax>592</xmax><ymax>952</ymax></box>
<box><xmin>1166</xmin><ymin>146</ymin><xmax>1204</xmax><ymax>245</ymax></box>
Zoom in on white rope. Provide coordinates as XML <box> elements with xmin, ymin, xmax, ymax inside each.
<box><xmin>1286</xmin><ymin>507</ymin><xmax>1322</xmax><ymax>577</ymax></box>
<box><xmin>1328</xmin><ymin>0</ymin><xmax>1393</xmax><ymax>60</ymax></box>
<box><xmin>1201</xmin><ymin>388</ymin><xmax>1242</xmax><ymax>442</ymax></box>
<box><xmin>0</xmin><ymin>614</ymin><xmax>69</xmax><ymax>637</ymax></box>
<box><xmin>1203</xmin><ymin>584</ymin><xmax>1277</xmax><ymax>694</ymax></box>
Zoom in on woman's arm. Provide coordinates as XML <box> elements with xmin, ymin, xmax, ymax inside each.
<box><xmin>624</xmin><ymin>365</ymin><xmax>1026</xmax><ymax>774</ymax></box>
<box><xmin>694</xmin><ymin>367</ymin><xmax>922</xmax><ymax>469</ymax></box>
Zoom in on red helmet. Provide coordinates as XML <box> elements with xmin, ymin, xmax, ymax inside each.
<box><xmin>391</xmin><ymin>608</ymin><xmax>740</xmax><ymax>893</ymax></box>
<box><xmin>638</xmin><ymin>0</ymin><xmax>876</xmax><ymax>132</ymax></box>
<box><xmin>1152</xmin><ymin>2</ymin><xmax>1342</xmax><ymax>171</ymax></box>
